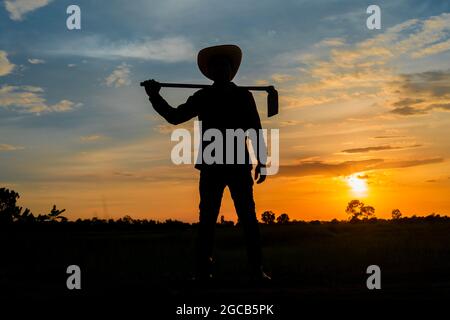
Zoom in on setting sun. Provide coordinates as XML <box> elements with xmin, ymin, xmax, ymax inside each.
<box><xmin>346</xmin><ymin>173</ymin><xmax>368</xmax><ymax>196</ymax></box>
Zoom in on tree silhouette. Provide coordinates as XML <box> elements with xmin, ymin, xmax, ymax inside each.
<box><xmin>261</xmin><ymin>211</ymin><xmax>276</xmax><ymax>224</ymax></box>
<box><xmin>0</xmin><ymin>187</ymin><xmax>66</xmax><ymax>224</ymax></box>
<box><xmin>276</xmin><ymin>213</ymin><xmax>290</xmax><ymax>224</ymax></box>
<box><xmin>392</xmin><ymin>209</ymin><xmax>402</xmax><ymax>220</ymax></box>
<box><xmin>361</xmin><ymin>205</ymin><xmax>375</xmax><ymax>218</ymax></box>
<box><xmin>0</xmin><ymin>187</ymin><xmax>33</xmax><ymax>224</ymax></box>
<box><xmin>346</xmin><ymin>200</ymin><xmax>375</xmax><ymax>221</ymax></box>
<box><xmin>346</xmin><ymin>200</ymin><xmax>362</xmax><ymax>220</ymax></box>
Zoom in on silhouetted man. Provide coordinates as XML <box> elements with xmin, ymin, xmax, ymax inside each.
<box><xmin>144</xmin><ymin>44</ymin><xmax>271</xmax><ymax>282</ymax></box>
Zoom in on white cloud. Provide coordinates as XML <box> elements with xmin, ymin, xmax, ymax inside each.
<box><xmin>0</xmin><ymin>143</ymin><xmax>24</xmax><ymax>151</ymax></box>
<box><xmin>4</xmin><ymin>0</ymin><xmax>53</xmax><ymax>21</ymax></box>
<box><xmin>28</xmin><ymin>58</ymin><xmax>45</xmax><ymax>64</ymax></box>
<box><xmin>54</xmin><ymin>36</ymin><xmax>196</xmax><ymax>62</ymax></box>
<box><xmin>80</xmin><ymin>135</ymin><xmax>103</xmax><ymax>142</ymax></box>
<box><xmin>105</xmin><ymin>63</ymin><xmax>131</xmax><ymax>88</ymax></box>
<box><xmin>0</xmin><ymin>85</ymin><xmax>82</xmax><ymax>114</ymax></box>
<box><xmin>0</xmin><ymin>50</ymin><xmax>15</xmax><ymax>76</ymax></box>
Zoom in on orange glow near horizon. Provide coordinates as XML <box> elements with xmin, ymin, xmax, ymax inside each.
<box><xmin>12</xmin><ymin>162</ymin><xmax>450</xmax><ymax>224</ymax></box>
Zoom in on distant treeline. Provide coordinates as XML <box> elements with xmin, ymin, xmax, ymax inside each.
<box><xmin>1</xmin><ymin>187</ymin><xmax>449</xmax><ymax>231</ymax></box>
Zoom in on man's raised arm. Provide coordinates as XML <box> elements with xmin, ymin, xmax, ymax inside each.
<box><xmin>144</xmin><ymin>80</ymin><xmax>199</xmax><ymax>125</ymax></box>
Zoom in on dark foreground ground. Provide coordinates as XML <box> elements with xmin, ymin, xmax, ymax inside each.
<box><xmin>1</xmin><ymin>220</ymin><xmax>450</xmax><ymax>317</ymax></box>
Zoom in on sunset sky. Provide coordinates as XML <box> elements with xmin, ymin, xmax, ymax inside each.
<box><xmin>1</xmin><ymin>0</ymin><xmax>449</xmax><ymax>222</ymax></box>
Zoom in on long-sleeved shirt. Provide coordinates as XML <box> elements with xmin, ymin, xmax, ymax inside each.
<box><xmin>149</xmin><ymin>81</ymin><xmax>267</xmax><ymax>170</ymax></box>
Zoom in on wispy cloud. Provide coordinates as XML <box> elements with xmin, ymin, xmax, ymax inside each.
<box><xmin>28</xmin><ymin>58</ymin><xmax>45</xmax><ymax>64</ymax></box>
<box><xmin>0</xmin><ymin>143</ymin><xmax>24</xmax><ymax>151</ymax></box>
<box><xmin>80</xmin><ymin>135</ymin><xmax>103</xmax><ymax>142</ymax></box>
<box><xmin>341</xmin><ymin>144</ymin><xmax>421</xmax><ymax>154</ymax></box>
<box><xmin>105</xmin><ymin>63</ymin><xmax>131</xmax><ymax>88</ymax></box>
<box><xmin>277</xmin><ymin>13</ymin><xmax>450</xmax><ymax>111</ymax></box>
<box><xmin>0</xmin><ymin>85</ymin><xmax>81</xmax><ymax>114</ymax></box>
<box><xmin>280</xmin><ymin>159</ymin><xmax>383</xmax><ymax>177</ymax></box>
<box><xmin>271</xmin><ymin>73</ymin><xmax>295</xmax><ymax>83</ymax></box>
<box><xmin>373</xmin><ymin>135</ymin><xmax>406</xmax><ymax>139</ymax></box>
<box><xmin>412</xmin><ymin>38</ymin><xmax>450</xmax><ymax>58</ymax></box>
<box><xmin>389</xmin><ymin>70</ymin><xmax>450</xmax><ymax>116</ymax></box>
<box><xmin>279</xmin><ymin>158</ymin><xmax>444</xmax><ymax>178</ymax></box>
<box><xmin>53</xmin><ymin>36</ymin><xmax>196</xmax><ymax>63</ymax></box>
<box><xmin>4</xmin><ymin>0</ymin><xmax>53</xmax><ymax>21</ymax></box>
<box><xmin>314</xmin><ymin>37</ymin><xmax>346</xmax><ymax>48</ymax></box>
<box><xmin>0</xmin><ymin>50</ymin><xmax>15</xmax><ymax>76</ymax></box>
<box><xmin>390</xmin><ymin>106</ymin><xmax>428</xmax><ymax>116</ymax></box>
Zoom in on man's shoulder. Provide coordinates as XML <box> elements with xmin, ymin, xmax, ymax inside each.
<box><xmin>194</xmin><ymin>86</ymin><xmax>214</xmax><ymax>96</ymax></box>
<box><xmin>189</xmin><ymin>88</ymin><xmax>209</xmax><ymax>101</ymax></box>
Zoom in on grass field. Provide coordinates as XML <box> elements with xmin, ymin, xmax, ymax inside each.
<box><xmin>1</xmin><ymin>220</ymin><xmax>450</xmax><ymax>316</ymax></box>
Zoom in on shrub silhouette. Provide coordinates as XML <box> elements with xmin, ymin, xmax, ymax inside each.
<box><xmin>37</xmin><ymin>205</ymin><xmax>67</xmax><ymax>223</ymax></box>
<box><xmin>220</xmin><ymin>215</ymin><xmax>234</xmax><ymax>226</ymax></box>
<box><xmin>261</xmin><ymin>211</ymin><xmax>276</xmax><ymax>224</ymax></box>
<box><xmin>276</xmin><ymin>213</ymin><xmax>290</xmax><ymax>224</ymax></box>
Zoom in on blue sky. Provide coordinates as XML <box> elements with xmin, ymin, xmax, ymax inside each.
<box><xmin>1</xmin><ymin>0</ymin><xmax>449</xmax><ymax>220</ymax></box>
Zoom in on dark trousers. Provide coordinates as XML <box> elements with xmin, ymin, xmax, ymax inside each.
<box><xmin>195</xmin><ymin>167</ymin><xmax>263</xmax><ymax>275</ymax></box>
